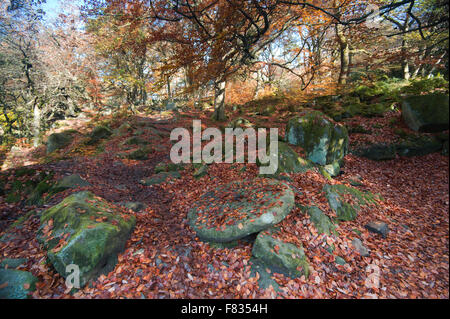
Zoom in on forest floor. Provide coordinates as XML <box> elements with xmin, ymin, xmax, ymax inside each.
<box><xmin>0</xmin><ymin>107</ymin><xmax>448</xmax><ymax>299</ymax></box>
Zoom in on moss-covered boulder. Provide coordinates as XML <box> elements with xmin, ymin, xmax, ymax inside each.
<box><xmin>47</xmin><ymin>130</ymin><xmax>77</xmax><ymax>154</ymax></box>
<box><xmin>352</xmin><ymin>135</ymin><xmax>443</xmax><ymax>160</ymax></box>
<box><xmin>52</xmin><ymin>174</ymin><xmax>91</xmax><ymax>193</ymax></box>
<box><xmin>122</xmin><ymin>136</ymin><xmax>149</xmax><ymax>146</ymax></box>
<box><xmin>37</xmin><ymin>191</ymin><xmax>136</xmax><ymax>287</ymax></box>
<box><xmin>303</xmin><ymin>206</ymin><xmax>336</xmax><ymax>235</ymax></box>
<box><xmin>323</xmin><ymin>184</ymin><xmax>376</xmax><ymax>221</ymax></box>
<box><xmin>154</xmin><ymin>162</ymin><xmax>184</xmax><ymax>174</ymax></box>
<box><xmin>252</xmin><ymin>227</ymin><xmax>310</xmax><ymax>278</ymax></box>
<box><xmin>26</xmin><ymin>173</ymin><xmax>54</xmax><ymax>205</ymax></box>
<box><xmin>126</xmin><ymin>147</ymin><xmax>152</xmax><ymax>160</ymax></box>
<box><xmin>188</xmin><ymin>178</ymin><xmax>294</xmax><ymax>243</ymax></box>
<box><xmin>402</xmin><ymin>93</ymin><xmax>449</xmax><ymax>133</ymax></box>
<box><xmin>0</xmin><ymin>269</ymin><xmax>37</xmax><ymax>299</ymax></box>
<box><xmin>139</xmin><ymin>171</ymin><xmax>181</xmax><ymax>186</ymax></box>
<box><xmin>258</xmin><ymin>141</ymin><xmax>315</xmax><ymax>175</ymax></box>
<box><xmin>351</xmin><ymin>143</ymin><xmax>397</xmax><ymax>161</ymax></box>
<box><xmin>86</xmin><ymin>125</ymin><xmax>112</xmax><ymax>145</ymax></box>
<box><xmin>0</xmin><ymin>258</ymin><xmax>28</xmax><ymax>269</ymax></box>
<box><xmin>285</xmin><ymin>111</ymin><xmax>348</xmax><ymax>176</ymax></box>
<box><xmin>395</xmin><ymin>136</ymin><xmax>442</xmax><ymax>157</ymax></box>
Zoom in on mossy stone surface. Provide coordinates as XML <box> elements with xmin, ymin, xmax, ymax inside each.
<box><xmin>285</xmin><ymin>110</ymin><xmax>349</xmax><ymax>167</ymax></box>
<box><xmin>252</xmin><ymin>227</ymin><xmax>310</xmax><ymax>278</ymax></box>
<box><xmin>402</xmin><ymin>93</ymin><xmax>449</xmax><ymax>133</ymax></box>
<box><xmin>47</xmin><ymin>131</ymin><xmax>76</xmax><ymax>154</ymax></box>
<box><xmin>140</xmin><ymin>171</ymin><xmax>181</xmax><ymax>186</ymax></box>
<box><xmin>37</xmin><ymin>191</ymin><xmax>135</xmax><ymax>287</ymax></box>
<box><xmin>127</xmin><ymin>147</ymin><xmax>152</xmax><ymax>160</ymax></box>
<box><xmin>323</xmin><ymin>184</ymin><xmax>376</xmax><ymax>221</ymax></box>
<box><xmin>303</xmin><ymin>206</ymin><xmax>336</xmax><ymax>235</ymax></box>
<box><xmin>86</xmin><ymin>125</ymin><xmax>112</xmax><ymax>145</ymax></box>
<box><xmin>0</xmin><ymin>258</ymin><xmax>28</xmax><ymax>269</ymax></box>
<box><xmin>0</xmin><ymin>269</ymin><xmax>37</xmax><ymax>299</ymax></box>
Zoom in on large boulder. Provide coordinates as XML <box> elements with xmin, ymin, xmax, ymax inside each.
<box><xmin>188</xmin><ymin>178</ymin><xmax>295</xmax><ymax>243</ymax></box>
<box><xmin>285</xmin><ymin>110</ymin><xmax>348</xmax><ymax>176</ymax></box>
<box><xmin>0</xmin><ymin>269</ymin><xmax>37</xmax><ymax>299</ymax></box>
<box><xmin>46</xmin><ymin>130</ymin><xmax>77</xmax><ymax>154</ymax></box>
<box><xmin>37</xmin><ymin>191</ymin><xmax>136</xmax><ymax>287</ymax></box>
<box><xmin>402</xmin><ymin>93</ymin><xmax>449</xmax><ymax>133</ymax></box>
<box><xmin>252</xmin><ymin>227</ymin><xmax>310</xmax><ymax>278</ymax></box>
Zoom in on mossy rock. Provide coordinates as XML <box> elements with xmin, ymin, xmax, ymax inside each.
<box><xmin>249</xmin><ymin>257</ymin><xmax>281</xmax><ymax>292</ymax></box>
<box><xmin>285</xmin><ymin>110</ymin><xmax>349</xmax><ymax>167</ymax></box>
<box><xmin>395</xmin><ymin>136</ymin><xmax>442</xmax><ymax>157</ymax></box>
<box><xmin>351</xmin><ymin>143</ymin><xmax>397</xmax><ymax>161</ymax></box>
<box><xmin>86</xmin><ymin>126</ymin><xmax>112</xmax><ymax>145</ymax></box>
<box><xmin>127</xmin><ymin>147</ymin><xmax>152</xmax><ymax>160</ymax></box>
<box><xmin>402</xmin><ymin>93</ymin><xmax>449</xmax><ymax>133</ymax></box>
<box><xmin>188</xmin><ymin>178</ymin><xmax>295</xmax><ymax>243</ymax></box>
<box><xmin>47</xmin><ymin>130</ymin><xmax>77</xmax><ymax>154</ymax></box>
<box><xmin>352</xmin><ymin>136</ymin><xmax>443</xmax><ymax>160</ymax></box>
<box><xmin>258</xmin><ymin>141</ymin><xmax>315</xmax><ymax>176</ymax></box>
<box><xmin>252</xmin><ymin>227</ymin><xmax>310</xmax><ymax>278</ymax></box>
<box><xmin>0</xmin><ymin>258</ymin><xmax>28</xmax><ymax>269</ymax></box>
<box><xmin>303</xmin><ymin>206</ymin><xmax>336</xmax><ymax>235</ymax></box>
<box><xmin>0</xmin><ymin>269</ymin><xmax>37</xmax><ymax>299</ymax></box>
<box><xmin>193</xmin><ymin>164</ymin><xmax>208</xmax><ymax>178</ymax></box>
<box><xmin>113</xmin><ymin>122</ymin><xmax>134</xmax><ymax>136</ymax></box>
<box><xmin>37</xmin><ymin>191</ymin><xmax>136</xmax><ymax>287</ymax></box>
<box><xmin>139</xmin><ymin>171</ymin><xmax>181</xmax><ymax>186</ymax></box>
<box><xmin>323</xmin><ymin>184</ymin><xmax>376</xmax><ymax>221</ymax></box>
<box><xmin>154</xmin><ymin>162</ymin><xmax>184</xmax><ymax>173</ymax></box>
<box><xmin>122</xmin><ymin>136</ymin><xmax>149</xmax><ymax>146</ymax></box>
<box><xmin>51</xmin><ymin>174</ymin><xmax>91</xmax><ymax>193</ymax></box>
<box><xmin>26</xmin><ymin>173</ymin><xmax>54</xmax><ymax>205</ymax></box>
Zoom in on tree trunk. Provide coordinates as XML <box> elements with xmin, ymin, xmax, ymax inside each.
<box><xmin>335</xmin><ymin>24</ymin><xmax>349</xmax><ymax>85</ymax></box>
<box><xmin>32</xmin><ymin>99</ymin><xmax>41</xmax><ymax>147</ymax></box>
<box><xmin>212</xmin><ymin>81</ymin><xmax>227</xmax><ymax>121</ymax></box>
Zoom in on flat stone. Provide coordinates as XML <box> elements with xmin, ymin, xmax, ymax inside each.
<box><xmin>188</xmin><ymin>178</ymin><xmax>294</xmax><ymax>243</ymax></box>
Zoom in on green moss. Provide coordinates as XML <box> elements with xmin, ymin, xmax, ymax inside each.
<box><xmin>140</xmin><ymin>171</ymin><xmax>181</xmax><ymax>186</ymax></box>
<box><xmin>303</xmin><ymin>206</ymin><xmax>336</xmax><ymax>235</ymax></box>
<box><xmin>37</xmin><ymin>191</ymin><xmax>136</xmax><ymax>287</ymax></box>
<box><xmin>323</xmin><ymin>184</ymin><xmax>376</xmax><ymax>221</ymax></box>
<box><xmin>285</xmin><ymin>111</ymin><xmax>348</xmax><ymax>167</ymax></box>
<box><xmin>127</xmin><ymin>147</ymin><xmax>152</xmax><ymax>160</ymax></box>
<box><xmin>86</xmin><ymin>126</ymin><xmax>112</xmax><ymax>145</ymax></box>
<box><xmin>0</xmin><ymin>269</ymin><xmax>37</xmax><ymax>299</ymax></box>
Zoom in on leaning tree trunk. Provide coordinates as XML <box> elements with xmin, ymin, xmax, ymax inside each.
<box><xmin>212</xmin><ymin>81</ymin><xmax>227</xmax><ymax>122</ymax></box>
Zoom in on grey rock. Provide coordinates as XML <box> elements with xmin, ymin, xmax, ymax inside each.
<box><xmin>351</xmin><ymin>238</ymin><xmax>370</xmax><ymax>257</ymax></box>
<box><xmin>365</xmin><ymin>221</ymin><xmax>389</xmax><ymax>238</ymax></box>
